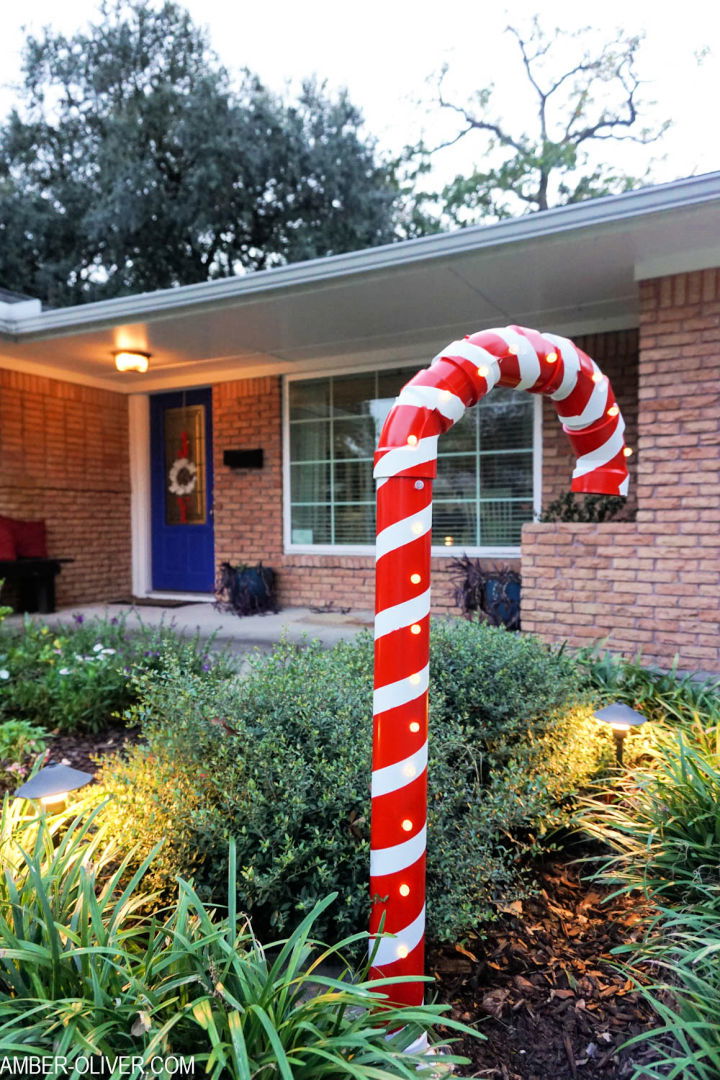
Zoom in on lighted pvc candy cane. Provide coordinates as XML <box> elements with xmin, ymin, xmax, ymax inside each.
<box><xmin>370</xmin><ymin>325</ymin><xmax>630</xmax><ymax>1009</ymax></box>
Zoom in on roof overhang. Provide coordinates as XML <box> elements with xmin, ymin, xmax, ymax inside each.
<box><xmin>1</xmin><ymin>172</ymin><xmax>719</xmax><ymax>392</ymax></box>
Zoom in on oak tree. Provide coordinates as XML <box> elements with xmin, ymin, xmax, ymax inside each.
<box><xmin>0</xmin><ymin>1</ymin><xmax>404</xmax><ymax>305</ymax></box>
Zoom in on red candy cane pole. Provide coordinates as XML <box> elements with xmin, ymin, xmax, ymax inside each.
<box><xmin>369</xmin><ymin>326</ymin><xmax>630</xmax><ymax>1009</ymax></box>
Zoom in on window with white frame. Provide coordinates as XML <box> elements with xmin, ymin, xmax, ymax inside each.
<box><xmin>287</xmin><ymin>366</ymin><xmax>536</xmax><ymax>550</ymax></box>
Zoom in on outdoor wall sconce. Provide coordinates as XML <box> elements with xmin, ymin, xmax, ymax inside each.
<box><xmin>594</xmin><ymin>703</ymin><xmax>647</xmax><ymax>765</ymax></box>
<box><xmin>14</xmin><ymin>761</ymin><xmax>94</xmax><ymax>807</ymax></box>
<box><xmin>113</xmin><ymin>350</ymin><xmax>151</xmax><ymax>373</ymax></box>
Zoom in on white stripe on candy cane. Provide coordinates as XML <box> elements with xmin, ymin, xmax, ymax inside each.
<box><xmin>371</xmin><ymin>742</ymin><xmax>428</xmax><ymax>798</ymax></box>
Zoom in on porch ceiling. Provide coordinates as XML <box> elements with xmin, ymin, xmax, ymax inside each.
<box><xmin>1</xmin><ymin>172</ymin><xmax>719</xmax><ymax>392</ymax></box>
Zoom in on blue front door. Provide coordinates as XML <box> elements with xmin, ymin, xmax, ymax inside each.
<box><xmin>150</xmin><ymin>389</ymin><xmax>215</xmax><ymax>592</ymax></box>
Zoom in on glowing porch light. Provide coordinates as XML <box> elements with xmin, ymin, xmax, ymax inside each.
<box><xmin>113</xmin><ymin>350</ymin><xmax>150</xmax><ymax>373</ymax></box>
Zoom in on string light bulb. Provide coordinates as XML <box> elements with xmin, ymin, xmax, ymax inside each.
<box><xmin>396</xmin><ymin>944</ymin><xmax>409</xmax><ymax>959</ymax></box>
<box><xmin>607</xmin><ymin>404</ymin><xmax>620</xmax><ymax>417</ymax></box>
<box><xmin>407</xmin><ymin>434</ymin><xmax>418</xmax><ymax>446</ymax></box>
<box><xmin>477</xmin><ymin>365</ymin><xmax>489</xmax><ymax>377</ymax></box>
<box><xmin>546</xmin><ymin>351</ymin><xmax>558</xmax><ymax>363</ymax></box>
<box><xmin>410</xmin><ymin>624</ymin><xmax>421</xmax><ymax>635</ymax></box>
<box><xmin>401</xmin><ymin>819</ymin><xmax>413</xmax><ymax>832</ymax></box>
<box><xmin>410</xmin><ymin>573</ymin><xmax>422</xmax><ymax>585</ymax></box>
<box><xmin>623</xmin><ymin>447</ymin><xmax>633</xmax><ymax>457</ymax></box>
<box><xmin>399</xmin><ymin>884</ymin><xmax>410</xmax><ymax>897</ymax></box>
<box><xmin>411</xmin><ymin>520</ymin><xmax>424</xmax><ymax>536</ymax></box>
<box><xmin>409</xmin><ymin>721</ymin><xmax>420</xmax><ymax>733</ymax></box>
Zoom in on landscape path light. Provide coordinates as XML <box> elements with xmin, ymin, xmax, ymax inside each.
<box><xmin>14</xmin><ymin>761</ymin><xmax>94</xmax><ymax>808</ymax></box>
<box><xmin>370</xmin><ymin>324</ymin><xmax>630</xmax><ymax>1024</ymax></box>
<box><xmin>594</xmin><ymin>703</ymin><xmax>647</xmax><ymax>765</ymax></box>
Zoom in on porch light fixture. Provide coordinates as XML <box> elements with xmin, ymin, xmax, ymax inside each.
<box><xmin>114</xmin><ymin>350</ymin><xmax>150</xmax><ymax>373</ymax></box>
<box><xmin>594</xmin><ymin>703</ymin><xmax>647</xmax><ymax>765</ymax></box>
<box><xmin>14</xmin><ymin>761</ymin><xmax>94</xmax><ymax>807</ymax></box>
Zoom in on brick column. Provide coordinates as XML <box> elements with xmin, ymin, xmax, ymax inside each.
<box><xmin>522</xmin><ymin>270</ymin><xmax>720</xmax><ymax>672</ymax></box>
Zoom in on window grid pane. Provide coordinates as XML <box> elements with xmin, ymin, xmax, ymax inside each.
<box><xmin>289</xmin><ymin>375</ymin><xmax>533</xmax><ymax>547</ymax></box>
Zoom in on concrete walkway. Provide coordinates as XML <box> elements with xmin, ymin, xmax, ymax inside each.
<box><xmin>4</xmin><ymin>601</ymin><xmax>375</xmax><ymax>655</ymax></box>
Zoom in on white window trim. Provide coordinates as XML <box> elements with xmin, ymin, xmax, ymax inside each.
<box><xmin>283</xmin><ymin>359</ymin><xmax>543</xmax><ymax>558</ymax></box>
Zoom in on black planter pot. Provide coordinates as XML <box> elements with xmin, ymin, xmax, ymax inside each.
<box><xmin>215</xmin><ymin>561</ymin><xmax>278</xmax><ymax>616</ymax></box>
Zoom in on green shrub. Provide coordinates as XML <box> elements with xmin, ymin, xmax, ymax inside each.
<box><xmin>617</xmin><ymin>905</ymin><xmax>720</xmax><ymax>1080</ymax></box>
<box><xmin>576</xmin><ymin>685</ymin><xmax>720</xmax><ymax>1079</ymax></box>
<box><xmin>576</xmin><ymin>645</ymin><xmax>720</xmax><ymax>730</ymax></box>
<box><xmin>0</xmin><ymin>614</ymin><xmax>235</xmax><ymax>732</ymax></box>
<box><xmin>0</xmin><ymin>718</ymin><xmax>48</xmax><ymax>764</ymax></box>
<box><xmin>538</xmin><ymin>490</ymin><xmax>629</xmax><ymax>522</ymax></box>
<box><xmin>97</xmin><ymin>623</ymin><xmax>610</xmax><ymax>945</ymax></box>
<box><xmin>0</xmin><ymin>797</ymin><xmax>475</xmax><ymax>1076</ymax></box>
<box><xmin>579</xmin><ymin>724</ymin><xmax>720</xmax><ymax>910</ymax></box>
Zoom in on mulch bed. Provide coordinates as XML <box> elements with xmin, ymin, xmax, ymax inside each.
<box><xmin>431</xmin><ymin>861</ymin><xmax>661</xmax><ymax>1079</ymax></box>
<box><xmin>48</xmin><ymin>723</ymin><xmax>143</xmax><ymax>774</ymax></box>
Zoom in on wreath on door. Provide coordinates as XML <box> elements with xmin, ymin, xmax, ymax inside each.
<box><xmin>168</xmin><ymin>457</ymin><xmax>198</xmax><ymax>497</ymax></box>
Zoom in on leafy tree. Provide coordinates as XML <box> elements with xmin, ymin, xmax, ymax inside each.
<box><xmin>0</xmin><ymin>1</ymin><xmax>405</xmax><ymax>306</ymax></box>
<box><xmin>428</xmin><ymin>18</ymin><xmax>669</xmax><ymax>224</ymax></box>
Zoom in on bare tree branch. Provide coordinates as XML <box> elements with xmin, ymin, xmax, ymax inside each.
<box><xmin>426</xmin><ymin>18</ymin><xmax>666</xmax><ymax>221</ymax></box>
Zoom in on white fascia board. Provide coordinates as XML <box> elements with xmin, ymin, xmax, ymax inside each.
<box><xmin>635</xmin><ymin>245</ymin><xmax>720</xmax><ymax>281</ymax></box>
<box><xmin>8</xmin><ymin>172</ymin><xmax>720</xmax><ymax>342</ymax></box>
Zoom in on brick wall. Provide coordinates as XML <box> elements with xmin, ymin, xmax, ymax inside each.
<box><xmin>522</xmin><ymin>270</ymin><xmax>720</xmax><ymax>672</ymax></box>
<box><xmin>212</xmin><ymin>377</ymin><xmax>284</xmax><ymax>571</ymax></box>
<box><xmin>521</xmin><ymin>523</ymin><xmax>718</xmax><ymax>668</ymax></box>
<box><xmin>0</xmin><ymin>369</ymin><xmax>130</xmax><ymax>608</ymax></box>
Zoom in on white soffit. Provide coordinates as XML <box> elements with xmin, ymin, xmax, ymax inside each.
<box><xmin>0</xmin><ymin>172</ymin><xmax>718</xmax><ymax>392</ymax></box>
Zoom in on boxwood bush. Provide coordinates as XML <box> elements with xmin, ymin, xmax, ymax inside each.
<box><xmin>97</xmin><ymin>622</ymin><xmax>611</xmax><ymax>944</ymax></box>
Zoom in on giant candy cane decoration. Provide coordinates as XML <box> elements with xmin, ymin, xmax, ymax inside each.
<box><xmin>369</xmin><ymin>325</ymin><xmax>630</xmax><ymax>1008</ymax></box>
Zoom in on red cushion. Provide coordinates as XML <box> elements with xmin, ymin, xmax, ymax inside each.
<box><xmin>0</xmin><ymin>522</ymin><xmax>15</xmax><ymax>560</ymax></box>
<box><xmin>0</xmin><ymin>516</ymin><xmax>48</xmax><ymax>558</ymax></box>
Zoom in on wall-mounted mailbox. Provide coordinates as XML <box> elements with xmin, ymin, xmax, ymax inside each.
<box><xmin>223</xmin><ymin>449</ymin><xmax>264</xmax><ymax>469</ymax></box>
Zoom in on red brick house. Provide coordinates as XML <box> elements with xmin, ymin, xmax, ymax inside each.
<box><xmin>1</xmin><ymin>174</ymin><xmax>718</xmax><ymax>671</ymax></box>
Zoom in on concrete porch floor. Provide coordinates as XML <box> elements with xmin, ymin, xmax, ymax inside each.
<box><xmin>4</xmin><ymin>601</ymin><xmax>375</xmax><ymax>655</ymax></box>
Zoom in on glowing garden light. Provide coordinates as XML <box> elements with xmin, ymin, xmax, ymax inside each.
<box><xmin>370</xmin><ymin>324</ymin><xmax>630</xmax><ymax>1015</ymax></box>
<box><xmin>14</xmin><ymin>762</ymin><xmax>93</xmax><ymax>806</ymax></box>
<box><xmin>594</xmin><ymin>703</ymin><xmax>647</xmax><ymax>765</ymax></box>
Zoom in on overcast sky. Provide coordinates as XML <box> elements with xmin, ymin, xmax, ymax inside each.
<box><xmin>1</xmin><ymin>0</ymin><xmax>718</xmax><ymax>190</ymax></box>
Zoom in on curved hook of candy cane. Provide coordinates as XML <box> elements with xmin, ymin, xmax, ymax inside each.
<box><xmin>374</xmin><ymin>325</ymin><xmax>630</xmax><ymax>493</ymax></box>
<box><xmin>368</xmin><ymin>326</ymin><xmax>629</xmax><ymax>1011</ymax></box>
